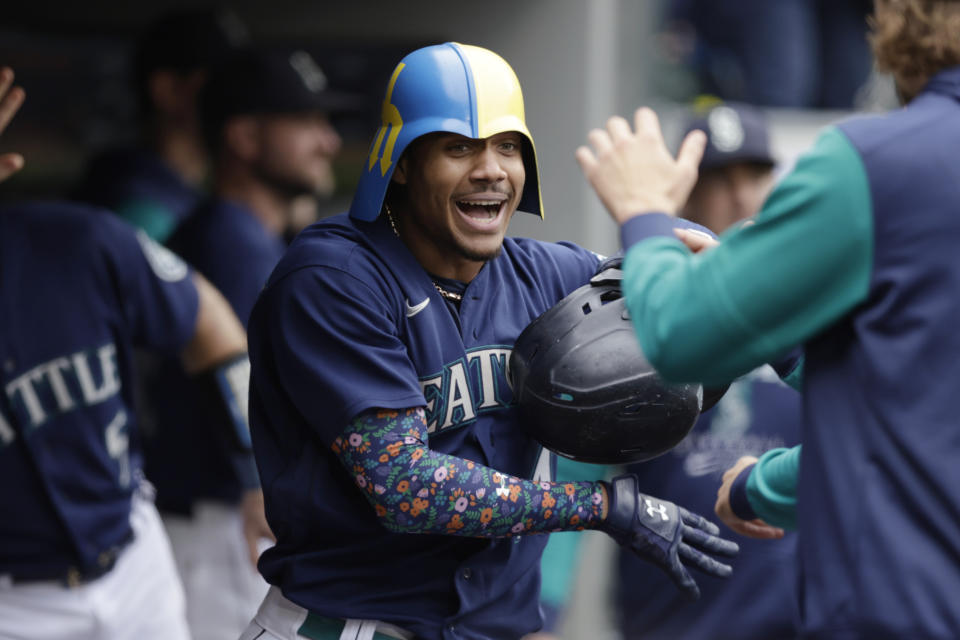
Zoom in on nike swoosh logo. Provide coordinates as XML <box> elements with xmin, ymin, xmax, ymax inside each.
<box><xmin>405</xmin><ymin>297</ymin><xmax>430</xmax><ymax>317</ymax></box>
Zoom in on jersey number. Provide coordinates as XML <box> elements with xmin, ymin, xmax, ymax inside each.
<box><xmin>105</xmin><ymin>409</ymin><xmax>131</xmax><ymax>488</ymax></box>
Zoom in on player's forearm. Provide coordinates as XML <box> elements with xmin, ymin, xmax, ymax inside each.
<box><xmin>334</xmin><ymin>408</ymin><xmax>605</xmax><ymax>538</ymax></box>
<box><xmin>180</xmin><ymin>273</ymin><xmax>247</xmax><ymax>373</ymax></box>
<box><xmin>618</xmin><ymin>127</ymin><xmax>873</xmax><ymax>387</ymax></box>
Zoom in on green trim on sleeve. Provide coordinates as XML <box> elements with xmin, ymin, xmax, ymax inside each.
<box><xmin>621</xmin><ymin>126</ymin><xmax>874</xmax><ymax>386</ymax></box>
<box><xmin>746</xmin><ymin>445</ymin><xmax>801</xmax><ymax>530</ymax></box>
<box><xmin>782</xmin><ymin>358</ymin><xmax>804</xmax><ymax>391</ymax></box>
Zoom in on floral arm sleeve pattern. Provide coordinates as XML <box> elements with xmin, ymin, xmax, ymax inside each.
<box><xmin>333</xmin><ymin>407</ymin><xmax>606</xmax><ymax>537</ymax></box>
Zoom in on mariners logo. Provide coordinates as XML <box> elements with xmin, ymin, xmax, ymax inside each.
<box><xmin>419</xmin><ymin>346</ymin><xmax>513</xmax><ymax>434</ymax></box>
<box><xmin>135</xmin><ymin>230</ymin><xmax>188</xmax><ymax>282</ymax></box>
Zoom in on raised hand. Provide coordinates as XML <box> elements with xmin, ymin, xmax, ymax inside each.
<box><xmin>0</xmin><ymin>66</ymin><xmax>26</xmax><ymax>183</ymax></box>
<box><xmin>576</xmin><ymin>107</ymin><xmax>706</xmax><ymax>224</ymax></box>
<box><xmin>715</xmin><ymin>455</ymin><xmax>785</xmax><ymax>540</ymax></box>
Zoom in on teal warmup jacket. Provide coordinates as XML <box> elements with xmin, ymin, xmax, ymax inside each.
<box><xmin>618</xmin><ymin>66</ymin><xmax>960</xmax><ymax>638</ymax></box>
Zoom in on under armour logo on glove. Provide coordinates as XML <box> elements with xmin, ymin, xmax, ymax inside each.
<box><xmin>600</xmin><ymin>473</ymin><xmax>739</xmax><ymax>600</ymax></box>
<box><xmin>644</xmin><ymin>498</ymin><xmax>670</xmax><ymax>521</ymax></box>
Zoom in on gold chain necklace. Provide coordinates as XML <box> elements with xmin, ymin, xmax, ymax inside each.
<box><xmin>383</xmin><ymin>204</ymin><xmax>464</xmax><ymax>303</ymax></box>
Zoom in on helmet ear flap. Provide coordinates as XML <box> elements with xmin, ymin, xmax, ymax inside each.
<box><xmin>517</xmin><ymin>137</ymin><xmax>541</xmax><ymax>216</ymax></box>
<box><xmin>510</xmin><ymin>282</ymin><xmax>703</xmax><ymax>464</ymax></box>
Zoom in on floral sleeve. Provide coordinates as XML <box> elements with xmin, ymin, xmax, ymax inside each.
<box><xmin>332</xmin><ymin>407</ymin><xmax>606</xmax><ymax>537</ymax></box>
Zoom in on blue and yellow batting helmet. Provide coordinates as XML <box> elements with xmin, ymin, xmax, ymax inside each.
<box><xmin>348</xmin><ymin>42</ymin><xmax>543</xmax><ymax>222</ymax></box>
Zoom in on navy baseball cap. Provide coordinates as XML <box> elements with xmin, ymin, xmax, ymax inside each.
<box><xmin>134</xmin><ymin>8</ymin><xmax>249</xmax><ymax>78</ymax></box>
<box><xmin>201</xmin><ymin>48</ymin><xmax>363</xmax><ymax>131</ymax></box>
<box><xmin>683</xmin><ymin>102</ymin><xmax>775</xmax><ymax>170</ymax></box>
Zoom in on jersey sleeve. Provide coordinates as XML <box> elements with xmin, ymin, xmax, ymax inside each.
<box><xmin>619</xmin><ymin>126</ymin><xmax>875</xmax><ymax>386</ymax></box>
<box><xmin>97</xmin><ymin>217</ymin><xmax>199</xmax><ymax>352</ymax></box>
<box><xmin>114</xmin><ymin>199</ymin><xmax>179</xmax><ymax>244</ymax></box>
<box><xmin>743</xmin><ymin>445</ymin><xmax>801</xmax><ymax>530</ymax></box>
<box><xmin>257</xmin><ymin>265</ymin><xmax>426</xmax><ymax>444</ymax></box>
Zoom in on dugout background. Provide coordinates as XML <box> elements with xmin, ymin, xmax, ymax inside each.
<box><xmin>0</xmin><ymin>2</ymin><xmax>893</xmax><ymax>637</ymax></box>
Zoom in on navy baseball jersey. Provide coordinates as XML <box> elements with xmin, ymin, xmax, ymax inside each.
<box><xmin>74</xmin><ymin>147</ymin><xmax>201</xmax><ymax>243</ymax></box>
<box><xmin>248</xmin><ymin>212</ymin><xmax>600</xmax><ymax>639</ymax></box>
<box><xmin>617</xmin><ymin>369</ymin><xmax>802</xmax><ymax>640</ymax></box>
<box><xmin>0</xmin><ymin>201</ymin><xmax>198</xmax><ymax>580</ymax></box>
<box><xmin>142</xmin><ymin>198</ymin><xmax>285</xmax><ymax>512</ymax></box>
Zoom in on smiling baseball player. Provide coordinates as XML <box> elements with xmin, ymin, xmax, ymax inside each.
<box><xmin>239</xmin><ymin>43</ymin><xmax>738</xmax><ymax>640</ymax></box>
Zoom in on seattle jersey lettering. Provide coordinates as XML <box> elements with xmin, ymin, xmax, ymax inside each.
<box><xmin>419</xmin><ymin>346</ymin><xmax>513</xmax><ymax>434</ymax></box>
<box><xmin>1</xmin><ymin>343</ymin><xmax>122</xmax><ymax>446</ymax></box>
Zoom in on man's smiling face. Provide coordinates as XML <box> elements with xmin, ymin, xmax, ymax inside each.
<box><xmin>391</xmin><ymin>131</ymin><xmax>526</xmax><ymax>280</ymax></box>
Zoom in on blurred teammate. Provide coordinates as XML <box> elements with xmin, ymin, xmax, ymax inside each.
<box><xmin>74</xmin><ymin>8</ymin><xmax>247</xmax><ymax>242</ymax></box>
<box><xmin>240</xmin><ymin>42</ymin><xmax>737</xmax><ymax>640</ymax></box>
<box><xmin>578</xmin><ymin>1</ymin><xmax>960</xmax><ymax>636</ymax></box>
<box><xmin>679</xmin><ymin>101</ymin><xmax>776</xmax><ymax>232</ymax></box>
<box><xmin>0</xmin><ymin>67</ymin><xmax>251</xmax><ymax>639</ymax></box>
<box><xmin>140</xmin><ymin>47</ymin><xmax>349</xmax><ymax>640</ymax></box>
<box><xmin>616</xmin><ymin>102</ymin><xmax>802</xmax><ymax>640</ymax></box>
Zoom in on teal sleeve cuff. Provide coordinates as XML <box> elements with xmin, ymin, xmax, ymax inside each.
<box><xmin>745</xmin><ymin>445</ymin><xmax>801</xmax><ymax>530</ymax></box>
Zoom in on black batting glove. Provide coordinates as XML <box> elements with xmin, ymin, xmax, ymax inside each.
<box><xmin>601</xmin><ymin>473</ymin><xmax>739</xmax><ymax>600</ymax></box>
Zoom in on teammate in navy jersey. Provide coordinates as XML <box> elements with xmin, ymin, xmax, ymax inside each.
<box><xmin>579</xmin><ymin>1</ymin><xmax>960</xmax><ymax>636</ymax></box>
<box><xmin>0</xmin><ymin>67</ymin><xmax>251</xmax><ymax>639</ymax></box>
<box><xmin>240</xmin><ymin>43</ymin><xmax>738</xmax><ymax>640</ymax></box>
<box><xmin>74</xmin><ymin>8</ymin><xmax>248</xmax><ymax>242</ymax></box>
<box><xmin>141</xmin><ymin>47</ymin><xmax>350</xmax><ymax>640</ymax></box>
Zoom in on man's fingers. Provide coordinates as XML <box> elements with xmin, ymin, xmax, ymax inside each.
<box><xmin>682</xmin><ymin>524</ymin><xmax>740</xmax><ymax>557</ymax></box>
<box><xmin>0</xmin><ymin>154</ymin><xmax>24</xmax><ymax>183</ymax></box>
<box><xmin>678</xmin><ymin>542</ymin><xmax>734</xmax><ymax>579</ymax></box>
<box><xmin>674</xmin><ymin>228</ymin><xmax>719</xmax><ymax>253</ymax></box>
<box><xmin>634</xmin><ymin>107</ymin><xmax>667</xmax><ymax>150</ymax></box>
<box><xmin>677</xmin><ymin>128</ymin><xmax>707</xmax><ymax>173</ymax></box>
<box><xmin>0</xmin><ymin>67</ymin><xmax>14</xmax><ymax>100</ymax></box>
<box><xmin>606</xmin><ymin>115</ymin><xmax>633</xmax><ymax>143</ymax></box>
<box><xmin>586</xmin><ymin>127</ymin><xmax>614</xmax><ymax>156</ymax></box>
<box><xmin>678</xmin><ymin>505</ymin><xmax>719</xmax><ymax>535</ymax></box>
<box><xmin>575</xmin><ymin>145</ymin><xmax>597</xmax><ymax>175</ymax></box>
<box><xmin>664</xmin><ymin>557</ymin><xmax>701</xmax><ymax>601</ymax></box>
<box><xmin>0</xmin><ymin>82</ymin><xmax>25</xmax><ymax>135</ymax></box>
<box><xmin>732</xmin><ymin>519</ymin><xmax>785</xmax><ymax>540</ymax></box>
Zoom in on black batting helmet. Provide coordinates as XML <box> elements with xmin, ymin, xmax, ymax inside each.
<box><xmin>510</xmin><ymin>276</ymin><xmax>702</xmax><ymax>464</ymax></box>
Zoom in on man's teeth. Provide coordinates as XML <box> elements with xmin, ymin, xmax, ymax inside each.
<box><xmin>457</xmin><ymin>200</ymin><xmax>501</xmax><ymax>219</ymax></box>
<box><xmin>459</xmin><ymin>201</ymin><xmax>501</xmax><ymax>208</ymax></box>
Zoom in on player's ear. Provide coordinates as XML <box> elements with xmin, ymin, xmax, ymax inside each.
<box><xmin>392</xmin><ymin>153</ymin><xmax>409</xmax><ymax>185</ymax></box>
